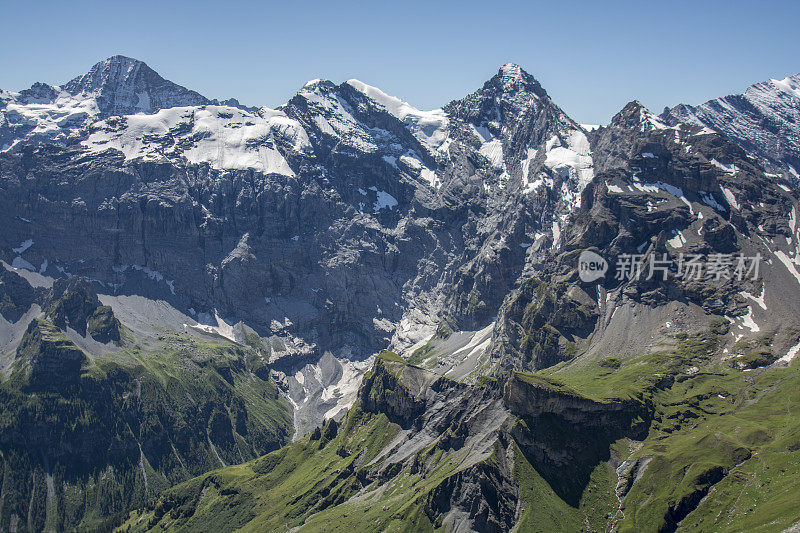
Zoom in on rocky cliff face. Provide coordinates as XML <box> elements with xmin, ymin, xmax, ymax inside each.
<box><xmin>15</xmin><ymin>318</ymin><xmax>87</xmax><ymax>390</ymax></box>
<box><xmin>44</xmin><ymin>277</ymin><xmax>122</xmax><ymax>342</ymax></box>
<box><xmin>0</xmin><ymin>267</ymin><xmax>38</xmax><ymax>322</ymax></box>
<box><xmin>124</xmin><ymin>352</ymin><xmax>652</xmax><ymax>532</ymax></box>
<box><xmin>488</xmin><ymin>95</ymin><xmax>800</xmax><ymax>374</ymax></box>
<box><xmin>124</xmin><ymin>314</ymin><xmax>800</xmax><ymax>532</ymax></box>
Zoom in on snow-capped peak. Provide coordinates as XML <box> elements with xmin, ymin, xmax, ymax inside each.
<box><xmin>82</xmin><ymin>104</ymin><xmax>309</xmax><ymax>175</ymax></box>
<box><xmin>638</xmin><ymin>104</ymin><xmax>670</xmax><ymax>132</ymax></box>
<box><xmin>16</xmin><ymin>82</ymin><xmax>59</xmax><ymax>104</ymax></box>
<box><xmin>300</xmin><ymin>78</ymin><xmax>328</xmax><ymax>90</ymax></box>
<box><xmin>612</xmin><ymin>101</ymin><xmax>669</xmax><ymax>133</ymax></box>
<box><xmin>499</xmin><ymin>63</ymin><xmax>524</xmax><ymax>79</ymax></box>
<box><xmin>764</xmin><ymin>73</ymin><xmax>800</xmax><ymax>99</ymax></box>
<box><xmin>345</xmin><ymin>79</ymin><xmax>449</xmax><ymax>150</ymax></box>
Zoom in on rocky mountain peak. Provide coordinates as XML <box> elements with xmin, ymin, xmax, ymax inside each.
<box><xmin>492</xmin><ymin>62</ymin><xmax>546</xmax><ymax>97</ymax></box>
<box><xmin>64</xmin><ymin>55</ymin><xmax>154</xmax><ymax>94</ymax></box>
<box><xmin>610</xmin><ymin>100</ymin><xmax>647</xmax><ymax>125</ymax></box>
<box><xmin>610</xmin><ymin>100</ymin><xmax>670</xmax><ymax>133</ymax></box>
<box><xmin>62</xmin><ymin>55</ymin><xmax>209</xmax><ymax>115</ymax></box>
<box><xmin>298</xmin><ymin>78</ymin><xmax>336</xmax><ymax>92</ymax></box>
<box><xmin>443</xmin><ymin>63</ymin><xmax>554</xmax><ymax>131</ymax></box>
<box><xmin>17</xmin><ymin>82</ymin><xmax>59</xmax><ymax>104</ymax></box>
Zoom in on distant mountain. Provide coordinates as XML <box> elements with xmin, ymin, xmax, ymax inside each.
<box><xmin>63</xmin><ymin>55</ymin><xmax>210</xmax><ymax>114</ymax></box>
<box><xmin>1</xmin><ymin>58</ymin><xmax>799</xmax><ymax>531</ymax></box>
<box><xmin>664</xmin><ymin>73</ymin><xmax>800</xmax><ymax>182</ymax></box>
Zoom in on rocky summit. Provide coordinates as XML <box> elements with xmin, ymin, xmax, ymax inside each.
<box><xmin>1</xmin><ymin>57</ymin><xmax>799</xmax><ymax>532</ymax></box>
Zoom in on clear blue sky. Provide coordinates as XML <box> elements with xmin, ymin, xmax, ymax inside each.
<box><xmin>1</xmin><ymin>0</ymin><xmax>798</xmax><ymax>124</ymax></box>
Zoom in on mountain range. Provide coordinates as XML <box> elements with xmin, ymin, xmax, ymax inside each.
<box><xmin>1</xmin><ymin>56</ymin><xmax>799</xmax><ymax>532</ymax></box>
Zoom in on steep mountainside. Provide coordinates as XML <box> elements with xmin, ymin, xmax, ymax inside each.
<box><xmin>1</xmin><ymin>58</ymin><xmax>799</xmax><ymax>532</ymax></box>
<box><xmin>0</xmin><ymin>270</ymin><xmax>291</xmax><ymax>531</ymax></box>
<box><xmin>664</xmin><ymin>73</ymin><xmax>800</xmax><ymax>182</ymax></box>
<box><xmin>121</xmin><ymin>344</ymin><xmax>800</xmax><ymax>532</ymax></box>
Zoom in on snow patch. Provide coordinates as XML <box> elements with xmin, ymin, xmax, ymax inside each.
<box><xmin>667</xmin><ymin>231</ymin><xmax>686</xmax><ymax>249</ymax></box>
<box><xmin>187</xmin><ymin>310</ymin><xmax>240</xmax><ymax>344</ymax></box>
<box><xmin>699</xmin><ymin>191</ymin><xmax>726</xmax><ymax>212</ymax></box>
<box><xmin>373</xmin><ymin>190</ymin><xmax>398</xmax><ymax>211</ymax></box>
<box><xmin>1</xmin><ymin>88</ymin><xmax>101</xmax><ymax>149</ymax></box>
<box><xmin>541</xmin><ymin>130</ymin><xmax>594</xmax><ymax>207</ymax></box>
<box><xmin>83</xmin><ymin>105</ymin><xmax>307</xmax><ymax>176</ymax></box>
<box><xmin>774</xmin><ymin>250</ymin><xmax>800</xmax><ymax>287</ymax></box>
<box><xmin>710</xmin><ymin>159</ymin><xmax>736</xmax><ymax>174</ymax></box>
<box><xmin>12</xmin><ymin>239</ymin><xmax>33</xmax><ymax>254</ymax></box>
<box><xmin>11</xmin><ymin>256</ymin><xmax>36</xmax><ymax>271</ymax></box>
<box><xmin>778</xmin><ymin>338</ymin><xmax>800</xmax><ymax>364</ymax></box>
<box><xmin>740</xmin><ymin>306</ymin><xmax>760</xmax><ymax>333</ymax></box>
<box><xmin>740</xmin><ymin>290</ymin><xmax>767</xmax><ymax>311</ymax></box>
<box><xmin>720</xmin><ymin>186</ymin><xmax>740</xmax><ymax>210</ymax></box>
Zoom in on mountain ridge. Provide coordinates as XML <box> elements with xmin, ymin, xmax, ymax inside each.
<box><xmin>663</xmin><ymin>72</ymin><xmax>800</xmax><ymax>182</ymax></box>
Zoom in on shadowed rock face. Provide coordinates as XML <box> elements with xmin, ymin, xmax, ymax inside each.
<box><xmin>45</xmin><ymin>277</ymin><xmax>121</xmax><ymax>342</ymax></box>
<box><xmin>16</xmin><ymin>318</ymin><xmax>87</xmax><ymax>390</ymax></box>
<box><xmin>503</xmin><ymin>373</ymin><xmax>648</xmax><ymax>506</ymax></box>
<box><xmin>360</xmin><ymin>356</ymin><xmax>649</xmax><ymax>521</ymax></box>
<box><xmin>0</xmin><ymin>268</ymin><xmax>38</xmax><ymax>322</ymax></box>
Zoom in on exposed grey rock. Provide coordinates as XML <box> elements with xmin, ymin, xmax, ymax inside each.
<box><xmin>489</xmin><ymin>96</ymin><xmax>800</xmax><ymax>374</ymax></box>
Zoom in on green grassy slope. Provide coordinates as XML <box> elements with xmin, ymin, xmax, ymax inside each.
<box><xmin>0</xmin><ymin>322</ymin><xmax>291</xmax><ymax>531</ymax></box>
<box><xmin>117</xmin><ymin>325</ymin><xmax>800</xmax><ymax>533</ymax></box>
